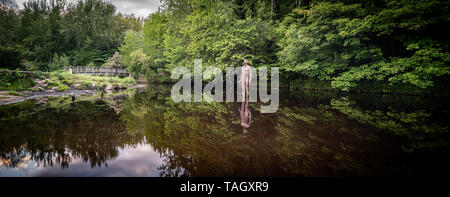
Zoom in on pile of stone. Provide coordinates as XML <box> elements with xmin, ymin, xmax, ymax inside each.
<box><xmin>105</xmin><ymin>84</ymin><xmax>127</xmax><ymax>90</ymax></box>
<box><xmin>32</xmin><ymin>79</ymin><xmax>48</xmax><ymax>92</ymax></box>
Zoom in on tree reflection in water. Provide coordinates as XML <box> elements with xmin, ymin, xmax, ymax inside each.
<box><xmin>120</xmin><ymin>85</ymin><xmax>449</xmax><ymax>176</ymax></box>
<box><xmin>0</xmin><ymin>85</ymin><xmax>448</xmax><ymax>176</ymax></box>
<box><xmin>0</xmin><ymin>99</ymin><xmax>143</xmax><ymax>169</ymax></box>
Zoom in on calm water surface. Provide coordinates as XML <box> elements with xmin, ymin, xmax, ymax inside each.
<box><xmin>0</xmin><ymin>85</ymin><xmax>448</xmax><ymax>176</ymax></box>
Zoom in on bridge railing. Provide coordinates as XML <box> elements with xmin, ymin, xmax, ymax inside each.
<box><xmin>65</xmin><ymin>66</ymin><xmax>129</xmax><ymax>77</ymax></box>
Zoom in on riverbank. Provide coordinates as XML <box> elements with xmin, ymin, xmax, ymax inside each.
<box><xmin>1</xmin><ymin>70</ymin><xmax>136</xmax><ymax>91</ymax></box>
<box><xmin>0</xmin><ymin>84</ymin><xmax>146</xmax><ymax>107</ymax></box>
<box><xmin>0</xmin><ymin>70</ymin><xmax>137</xmax><ymax>105</ymax></box>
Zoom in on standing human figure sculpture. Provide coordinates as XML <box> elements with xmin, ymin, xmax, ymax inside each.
<box><xmin>241</xmin><ymin>59</ymin><xmax>252</xmax><ymax>101</ymax></box>
<box><xmin>240</xmin><ymin>59</ymin><xmax>252</xmax><ymax>133</ymax></box>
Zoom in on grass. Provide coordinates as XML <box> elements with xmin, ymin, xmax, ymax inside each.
<box><xmin>46</xmin><ymin>77</ymin><xmax>70</xmax><ymax>91</ymax></box>
<box><xmin>1</xmin><ymin>70</ymin><xmax>137</xmax><ymax>92</ymax></box>
<box><xmin>57</xmin><ymin>71</ymin><xmax>136</xmax><ymax>90</ymax></box>
<box><xmin>7</xmin><ymin>91</ymin><xmax>26</xmax><ymax>97</ymax></box>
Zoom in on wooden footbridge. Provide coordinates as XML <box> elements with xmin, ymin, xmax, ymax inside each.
<box><xmin>65</xmin><ymin>67</ymin><xmax>129</xmax><ymax>77</ymax></box>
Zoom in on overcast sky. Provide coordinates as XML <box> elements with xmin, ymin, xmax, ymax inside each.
<box><xmin>15</xmin><ymin>0</ymin><xmax>162</xmax><ymax>18</ymax></box>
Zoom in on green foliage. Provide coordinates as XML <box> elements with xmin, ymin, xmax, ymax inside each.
<box><xmin>0</xmin><ymin>45</ymin><xmax>23</xmax><ymax>69</ymax></box>
<box><xmin>120</xmin><ymin>30</ymin><xmax>143</xmax><ymax>61</ymax></box>
<box><xmin>0</xmin><ymin>71</ymin><xmax>35</xmax><ymax>91</ymax></box>
<box><xmin>119</xmin><ymin>30</ymin><xmax>146</xmax><ymax>77</ymax></box>
<box><xmin>162</xmin><ymin>0</ymin><xmax>278</xmax><ymax>70</ymax></box>
<box><xmin>0</xmin><ymin>0</ymin><xmax>141</xmax><ymax>71</ymax></box>
<box><xmin>121</xmin><ymin>76</ymin><xmax>136</xmax><ymax>85</ymax></box>
<box><xmin>102</xmin><ymin>51</ymin><xmax>124</xmax><ymax>68</ymax></box>
<box><xmin>277</xmin><ymin>1</ymin><xmax>450</xmax><ymax>91</ymax></box>
<box><xmin>48</xmin><ymin>53</ymin><xmax>69</xmax><ymax>71</ymax></box>
<box><xmin>131</xmin><ymin>0</ymin><xmax>449</xmax><ymax>93</ymax></box>
<box><xmin>46</xmin><ymin>75</ymin><xmax>69</xmax><ymax>91</ymax></box>
<box><xmin>117</xmin><ymin>0</ymin><xmax>279</xmax><ymax>82</ymax></box>
<box><xmin>1</xmin><ymin>0</ymin><xmax>449</xmax><ymax>95</ymax></box>
<box><xmin>0</xmin><ymin>0</ymin><xmax>18</xmax><ymax>46</ymax></box>
<box><xmin>126</xmin><ymin>49</ymin><xmax>150</xmax><ymax>79</ymax></box>
<box><xmin>32</xmin><ymin>70</ymin><xmax>48</xmax><ymax>79</ymax></box>
<box><xmin>57</xmin><ymin>71</ymin><xmax>136</xmax><ymax>90</ymax></box>
<box><xmin>114</xmin><ymin>13</ymin><xmax>143</xmax><ymax>32</ymax></box>
<box><xmin>142</xmin><ymin>11</ymin><xmax>167</xmax><ymax>70</ymax></box>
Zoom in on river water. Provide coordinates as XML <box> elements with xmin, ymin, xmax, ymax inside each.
<box><xmin>0</xmin><ymin>85</ymin><xmax>448</xmax><ymax>176</ymax></box>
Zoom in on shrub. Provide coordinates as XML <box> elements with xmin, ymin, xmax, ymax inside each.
<box><xmin>57</xmin><ymin>84</ymin><xmax>69</xmax><ymax>91</ymax></box>
<box><xmin>0</xmin><ymin>72</ymin><xmax>34</xmax><ymax>91</ymax></box>
<box><xmin>48</xmin><ymin>54</ymin><xmax>70</xmax><ymax>72</ymax></box>
<box><xmin>0</xmin><ymin>45</ymin><xmax>23</xmax><ymax>70</ymax></box>
<box><xmin>33</xmin><ymin>71</ymin><xmax>47</xmax><ymax>79</ymax></box>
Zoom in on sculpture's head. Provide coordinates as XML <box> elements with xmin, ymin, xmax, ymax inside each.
<box><xmin>243</xmin><ymin>59</ymin><xmax>248</xmax><ymax>66</ymax></box>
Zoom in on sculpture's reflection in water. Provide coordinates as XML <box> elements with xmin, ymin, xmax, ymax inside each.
<box><xmin>1</xmin><ymin>84</ymin><xmax>448</xmax><ymax>176</ymax></box>
<box><xmin>240</xmin><ymin>98</ymin><xmax>251</xmax><ymax>133</ymax></box>
<box><xmin>240</xmin><ymin>59</ymin><xmax>252</xmax><ymax>133</ymax></box>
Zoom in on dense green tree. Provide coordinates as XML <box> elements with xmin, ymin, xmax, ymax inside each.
<box><xmin>119</xmin><ymin>30</ymin><xmax>143</xmax><ymax>67</ymax></box>
<box><xmin>139</xmin><ymin>0</ymin><xmax>278</xmax><ymax>73</ymax></box>
<box><xmin>277</xmin><ymin>0</ymin><xmax>450</xmax><ymax>90</ymax></box>
<box><xmin>115</xmin><ymin>13</ymin><xmax>143</xmax><ymax>32</ymax></box>
<box><xmin>0</xmin><ymin>0</ymin><xmax>21</xmax><ymax>69</ymax></box>
<box><xmin>1</xmin><ymin>0</ymin><xmax>142</xmax><ymax>70</ymax></box>
<box><xmin>64</xmin><ymin>0</ymin><xmax>122</xmax><ymax>66</ymax></box>
<box><xmin>142</xmin><ymin>11</ymin><xmax>167</xmax><ymax>71</ymax></box>
<box><xmin>1</xmin><ymin>0</ymin><xmax>449</xmax><ymax>94</ymax></box>
<box><xmin>126</xmin><ymin>49</ymin><xmax>150</xmax><ymax>79</ymax></box>
<box><xmin>48</xmin><ymin>53</ymin><xmax>69</xmax><ymax>71</ymax></box>
<box><xmin>0</xmin><ymin>0</ymin><xmax>19</xmax><ymax>46</ymax></box>
<box><xmin>102</xmin><ymin>51</ymin><xmax>124</xmax><ymax>68</ymax></box>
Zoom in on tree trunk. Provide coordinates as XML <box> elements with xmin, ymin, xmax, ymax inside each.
<box><xmin>271</xmin><ymin>0</ymin><xmax>274</xmax><ymax>17</ymax></box>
